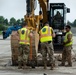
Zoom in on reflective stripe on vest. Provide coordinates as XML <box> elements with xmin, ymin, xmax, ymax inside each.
<box><xmin>64</xmin><ymin>31</ymin><xmax>73</xmax><ymax>46</ymax></box>
<box><xmin>19</xmin><ymin>40</ymin><xmax>29</xmax><ymax>43</ymax></box>
<box><xmin>40</xmin><ymin>26</ymin><xmax>52</xmax><ymax>42</ymax></box>
<box><xmin>19</xmin><ymin>28</ymin><xmax>30</xmax><ymax>45</ymax></box>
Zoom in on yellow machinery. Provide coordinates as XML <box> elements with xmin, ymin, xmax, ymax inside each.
<box><xmin>25</xmin><ymin>0</ymin><xmax>49</xmax><ymax>31</ymax></box>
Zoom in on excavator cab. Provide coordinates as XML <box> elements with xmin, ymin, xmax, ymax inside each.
<box><xmin>48</xmin><ymin>3</ymin><xmax>70</xmax><ymax>51</ymax></box>
<box><xmin>49</xmin><ymin>3</ymin><xmax>70</xmax><ymax>29</ymax></box>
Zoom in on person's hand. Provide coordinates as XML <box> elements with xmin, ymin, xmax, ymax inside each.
<box><xmin>52</xmin><ymin>31</ymin><xmax>55</xmax><ymax>38</ymax></box>
<box><xmin>29</xmin><ymin>31</ymin><xmax>33</xmax><ymax>38</ymax></box>
<box><xmin>63</xmin><ymin>42</ymin><xmax>66</xmax><ymax>45</ymax></box>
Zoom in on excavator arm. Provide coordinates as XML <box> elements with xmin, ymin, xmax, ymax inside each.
<box><xmin>38</xmin><ymin>0</ymin><xmax>49</xmax><ymax>24</ymax></box>
<box><xmin>25</xmin><ymin>0</ymin><xmax>49</xmax><ymax>31</ymax></box>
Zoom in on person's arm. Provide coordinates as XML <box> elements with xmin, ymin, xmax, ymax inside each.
<box><xmin>29</xmin><ymin>30</ymin><xmax>33</xmax><ymax>38</ymax></box>
<box><xmin>51</xmin><ymin>28</ymin><xmax>55</xmax><ymax>38</ymax></box>
<box><xmin>16</xmin><ymin>30</ymin><xmax>20</xmax><ymax>41</ymax></box>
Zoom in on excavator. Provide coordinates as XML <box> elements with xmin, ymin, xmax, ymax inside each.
<box><xmin>3</xmin><ymin>0</ymin><xmax>70</xmax><ymax>68</ymax></box>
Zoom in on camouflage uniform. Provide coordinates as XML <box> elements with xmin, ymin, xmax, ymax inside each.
<box><xmin>62</xmin><ymin>45</ymin><xmax>72</xmax><ymax>66</ymax></box>
<box><xmin>41</xmin><ymin>41</ymin><xmax>54</xmax><ymax>67</ymax></box>
<box><xmin>18</xmin><ymin>44</ymin><xmax>30</xmax><ymax>63</ymax></box>
<box><xmin>61</xmin><ymin>31</ymin><xmax>73</xmax><ymax>66</ymax></box>
<box><xmin>54</xmin><ymin>11</ymin><xmax>62</xmax><ymax>19</ymax></box>
<box><xmin>18</xmin><ymin>44</ymin><xmax>30</xmax><ymax>68</ymax></box>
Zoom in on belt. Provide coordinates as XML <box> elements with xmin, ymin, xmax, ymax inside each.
<box><xmin>48</xmin><ymin>41</ymin><xmax>51</xmax><ymax>44</ymax></box>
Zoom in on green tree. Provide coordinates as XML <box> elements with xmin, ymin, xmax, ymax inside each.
<box><xmin>0</xmin><ymin>16</ymin><xmax>5</xmax><ymax>24</ymax></box>
<box><xmin>4</xmin><ymin>19</ymin><xmax>8</xmax><ymax>25</ymax></box>
<box><xmin>16</xmin><ymin>19</ymin><xmax>21</xmax><ymax>25</ymax></box>
<box><xmin>0</xmin><ymin>24</ymin><xmax>6</xmax><ymax>31</ymax></box>
<box><xmin>9</xmin><ymin>17</ymin><xmax>16</xmax><ymax>26</ymax></box>
<box><xmin>67</xmin><ymin>20</ymin><xmax>72</xmax><ymax>26</ymax></box>
<box><xmin>21</xmin><ymin>18</ymin><xmax>24</xmax><ymax>23</ymax></box>
<box><xmin>72</xmin><ymin>19</ymin><xmax>76</xmax><ymax>27</ymax></box>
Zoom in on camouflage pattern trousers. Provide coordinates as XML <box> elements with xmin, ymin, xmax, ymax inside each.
<box><xmin>18</xmin><ymin>44</ymin><xmax>30</xmax><ymax>64</ymax></box>
<box><xmin>62</xmin><ymin>45</ymin><xmax>72</xmax><ymax>65</ymax></box>
<box><xmin>41</xmin><ymin>42</ymin><xmax>54</xmax><ymax>64</ymax></box>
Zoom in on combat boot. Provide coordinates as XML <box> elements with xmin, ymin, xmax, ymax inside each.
<box><xmin>18</xmin><ymin>62</ymin><xmax>22</xmax><ymax>69</ymax></box>
<box><xmin>68</xmin><ymin>63</ymin><xmax>72</xmax><ymax>67</ymax></box>
<box><xmin>65</xmin><ymin>63</ymin><xmax>72</xmax><ymax>67</ymax></box>
<box><xmin>59</xmin><ymin>63</ymin><xmax>65</xmax><ymax>66</ymax></box>
<box><xmin>22</xmin><ymin>62</ymin><xmax>27</xmax><ymax>69</ymax></box>
<box><xmin>50</xmin><ymin>64</ymin><xmax>54</xmax><ymax>70</ymax></box>
<box><xmin>44</xmin><ymin>64</ymin><xmax>47</xmax><ymax>69</ymax></box>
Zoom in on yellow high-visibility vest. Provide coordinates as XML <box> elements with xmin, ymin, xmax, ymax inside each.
<box><xmin>39</xmin><ymin>26</ymin><xmax>52</xmax><ymax>42</ymax></box>
<box><xmin>19</xmin><ymin>28</ymin><xmax>30</xmax><ymax>45</ymax></box>
<box><xmin>64</xmin><ymin>31</ymin><xmax>73</xmax><ymax>46</ymax></box>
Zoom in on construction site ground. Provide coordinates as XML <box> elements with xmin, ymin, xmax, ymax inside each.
<box><xmin>0</xmin><ymin>35</ymin><xmax>76</xmax><ymax>75</ymax></box>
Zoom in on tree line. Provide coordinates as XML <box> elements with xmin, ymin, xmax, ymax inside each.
<box><xmin>0</xmin><ymin>16</ymin><xmax>76</xmax><ymax>31</ymax></box>
<box><xmin>67</xmin><ymin>20</ymin><xmax>76</xmax><ymax>27</ymax></box>
<box><xmin>0</xmin><ymin>16</ymin><xmax>24</xmax><ymax>31</ymax></box>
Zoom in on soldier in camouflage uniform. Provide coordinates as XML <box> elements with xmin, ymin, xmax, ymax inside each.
<box><xmin>18</xmin><ymin>22</ymin><xmax>32</xmax><ymax>69</ymax></box>
<box><xmin>39</xmin><ymin>22</ymin><xmax>55</xmax><ymax>70</ymax></box>
<box><xmin>60</xmin><ymin>25</ymin><xmax>73</xmax><ymax>67</ymax></box>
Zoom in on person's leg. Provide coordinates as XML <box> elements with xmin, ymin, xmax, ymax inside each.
<box><xmin>18</xmin><ymin>44</ymin><xmax>23</xmax><ymax>69</ymax></box>
<box><xmin>47</xmin><ymin>42</ymin><xmax>54</xmax><ymax>70</ymax></box>
<box><xmin>23</xmin><ymin>45</ymin><xmax>30</xmax><ymax>69</ymax></box>
<box><xmin>66</xmin><ymin>46</ymin><xmax>72</xmax><ymax>66</ymax></box>
<box><xmin>61</xmin><ymin>46</ymin><xmax>67</xmax><ymax>66</ymax></box>
<box><xmin>41</xmin><ymin>43</ymin><xmax>47</xmax><ymax>69</ymax></box>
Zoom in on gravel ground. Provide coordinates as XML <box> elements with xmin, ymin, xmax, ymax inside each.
<box><xmin>0</xmin><ymin>33</ymin><xmax>76</xmax><ymax>75</ymax></box>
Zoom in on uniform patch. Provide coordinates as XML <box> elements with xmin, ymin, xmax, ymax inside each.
<box><xmin>21</xmin><ymin>30</ymin><xmax>25</xmax><ymax>34</ymax></box>
<box><xmin>42</xmin><ymin>28</ymin><xmax>46</xmax><ymax>32</ymax></box>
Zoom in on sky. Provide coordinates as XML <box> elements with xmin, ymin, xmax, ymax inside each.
<box><xmin>0</xmin><ymin>0</ymin><xmax>76</xmax><ymax>22</ymax></box>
